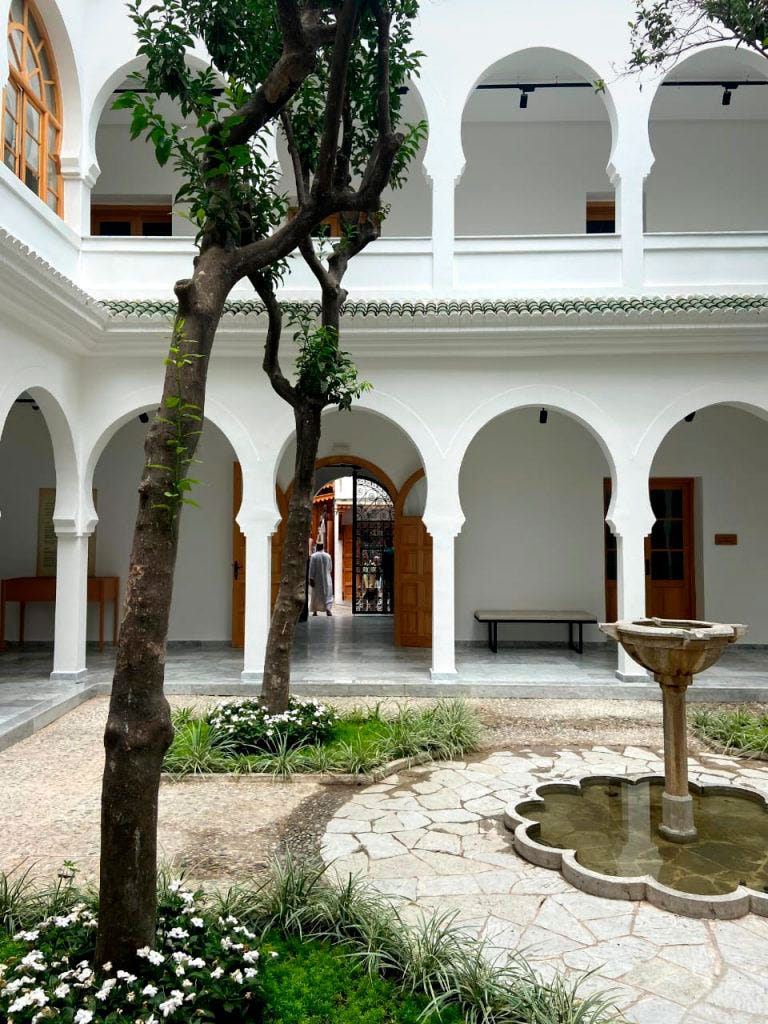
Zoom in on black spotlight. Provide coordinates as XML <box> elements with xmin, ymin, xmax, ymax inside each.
<box><xmin>539</xmin><ymin>408</ymin><xmax>548</xmax><ymax>424</ymax></box>
<box><xmin>722</xmin><ymin>87</ymin><xmax>732</xmax><ymax>107</ymax></box>
<box><xmin>519</xmin><ymin>89</ymin><xmax>529</xmax><ymax>109</ymax></box>
<box><xmin>684</xmin><ymin>411</ymin><xmax>696</xmax><ymax>423</ymax></box>
<box><xmin>139</xmin><ymin>412</ymin><xmax>150</xmax><ymax>424</ymax></box>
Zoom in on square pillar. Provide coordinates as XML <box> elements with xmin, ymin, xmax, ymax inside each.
<box><xmin>615</xmin><ymin>531</ymin><xmax>650</xmax><ymax>681</ymax></box>
<box><xmin>430</xmin><ymin>174</ymin><xmax>456</xmax><ymax>294</ymax></box>
<box><xmin>614</xmin><ymin>168</ymin><xmax>646</xmax><ymax>292</ymax></box>
<box><xmin>51</xmin><ymin>532</ymin><xmax>90</xmax><ymax>683</ymax></box>
<box><xmin>240</xmin><ymin>522</ymin><xmax>273</xmax><ymax>684</ymax></box>
<box><xmin>430</xmin><ymin>529</ymin><xmax>458</xmax><ymax>681</ymax></box>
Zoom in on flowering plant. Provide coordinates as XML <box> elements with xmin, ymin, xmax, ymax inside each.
<box><xmin>0</xmin><ymin>880</ymin><xmax>272</xmax><ymax>1023</ymax></box>
<box><xmin>206</xmin><ymin>697</ymin><xmax>338</xmax><ymax>752</ymax></box>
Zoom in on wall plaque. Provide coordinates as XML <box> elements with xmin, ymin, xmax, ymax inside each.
<box><xmin>36</xmin><ymin>488</ymin><xmax>97</xmax><ymax>575</ymax></box>
<box><xmin>714</xmin><ymin>534</ymin><xmax>738</xmax><ymax>546</ymax></box>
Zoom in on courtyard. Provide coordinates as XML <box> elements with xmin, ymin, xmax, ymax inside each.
<box><xmin>1</xmin><ymin>693</ymin><xmax>767</xmax><ymax>1023</ymax></box>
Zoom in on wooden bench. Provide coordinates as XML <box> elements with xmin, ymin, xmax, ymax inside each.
<box><xmin>473</xmin><ymin>610</ymin><xmax>597</xmax><ymax>654</ymax></box>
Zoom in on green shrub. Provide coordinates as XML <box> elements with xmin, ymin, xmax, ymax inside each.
<box><xmin>164</xmin><ymin>719</ymin><xmax>239</xmax><ymax>775</ymax></box>
<box><xmin>260</xmin><ymin>932</ymin><xmax>462</xmax><ymax>1023</ymax></box>
<box><xmin>206</xmin><ymin>697</ymin><xmax>338</xmax><ymax>753</ymax></box>
<box><xmin>162</xmin><ymin>699</ymin><xmax>483</xmax><ymax>777</ymax></box>
<box><xmin>691</xmin><ymin>707</ymin><xmax>768</xmax><ymax>755</ymax></box>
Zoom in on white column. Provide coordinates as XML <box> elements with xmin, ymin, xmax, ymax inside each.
<box><xmin>428</xmin><ymin>525</ymin><xmax>460</xmax><ymax>680</ymax></box>
<box><xmin>239</xmin><ymin>517</ymin><xmax>274</xmax><ymax>685</ymax></box>
<box><xmin>613</xmin><ymin>168</ymin><xmax>647</xmax><ymax>292</ymax></box>
<box><xmin>429</xmin><ymin>173</ymin><xmax>457</xmax><ymax>294</ymax></box>
<box><xmin>614</xmin><ymin>529</ymin><xmax>650</xmax><ymax>681</ymax></box>
<box><xmin>51</xmin><ymin>530</ymin><xmax>91</xmax><ymax>683</ymax></box>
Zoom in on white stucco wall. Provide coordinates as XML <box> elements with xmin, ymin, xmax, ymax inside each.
<box><xmin>652</xmin><ymin>405</ymin><xmax>768</xmax><ymax>642</ymax></box>
<box><xmin>276</xmin><ymin>407</ymin><xmax>424</xmax><ymax>494</ymax></box>
<box><xmin>0</xmin><ymin>407</ymin><xmax>235</xmax><ymax>643</ymax></box>
<box><xmin>0</xmin><ymin>402</ymin><xmax>57</xmax><ymax>640</ymax></box>
<box><xmin>456</xmin><ymin>409</ymin><xmax>609</xmax><ymax>644</ymax></box>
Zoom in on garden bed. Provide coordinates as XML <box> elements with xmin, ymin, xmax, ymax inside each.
<box><xmin>691</xmin><ymin>706</ymin><xmax>768</xmax><ymax>760</ymax></box>
<box><xmin>0</xmin><ymin>860</ymin><xmax>622</xmax><ymax>1024</ymax></box>
<box><xmin>163</xmin><ymin>698</ymin><xmax>483</xmax><ymax>779</ymax></box>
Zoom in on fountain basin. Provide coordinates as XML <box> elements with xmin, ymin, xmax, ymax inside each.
<box><xmin>600</xmin><ymin>618</ymin><xmax>747</xmax><ymax>680</ymax></box>
<box><xmin>505</xmin><ymin>775</ymin><xmax>768</xmax><ymax>919</ymax></box>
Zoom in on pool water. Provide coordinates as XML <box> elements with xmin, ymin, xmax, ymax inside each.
<box><xmin>519</xmin><ymin>778</ymin><xmax>768</xmax><ymax>896</ymax></box>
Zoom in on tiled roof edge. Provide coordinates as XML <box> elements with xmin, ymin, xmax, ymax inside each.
<box><xmin>100</xmin><ymin>295</ymin><xmax>768</xmax><ymax>320</ymax></box>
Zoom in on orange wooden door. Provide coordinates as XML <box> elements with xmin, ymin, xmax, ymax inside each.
<box><xmin>394</xmin><ymin>516</ymin><xmax>432</xmax><ymax>647</ymax></box>
<box><xmin>342</xmin><ymin>524</ymin><xmax>353</xmax><ymax>601</ymax></box>
<box><xmin>232</xmin><ymin>463</ymin><xmax>246</xmax><ymax>648</ymax></box>
<box><xmin>604</xmin><ymin>478</ymin><xmax>695</xmax><ymax>621</ymax></box>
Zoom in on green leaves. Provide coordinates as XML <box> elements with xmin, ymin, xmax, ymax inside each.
<box><xmin>629</xmin><ymin>1</ymin><xmax>768</xmax><ymax>69</ymax></box>
<box><xmin>291</xmin><ymin>309</ymin><xmax>371</xmax><ymax>411</ymax></box>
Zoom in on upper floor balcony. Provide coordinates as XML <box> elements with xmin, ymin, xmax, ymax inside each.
<box><xmin>3</xmin><ymin>6</ymin><xmax>768</xmax><ymax>303</ymax></box>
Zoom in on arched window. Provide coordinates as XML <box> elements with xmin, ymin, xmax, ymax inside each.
<box><xmin>2</xmin><ymin>0</ymin><xmax>62</xmax><ymax>214</ymax></box>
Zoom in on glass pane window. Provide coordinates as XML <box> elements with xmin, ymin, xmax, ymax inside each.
<box><xmin>651</xmin><ymin>519</ymin><xmax>684</xmax><ymax>550</ymax></box>
<box><xmin>650</xmin><ymin>488</ymin><xmax>683</xmax><ymax>518</ymax></box>
<box><xmin>2</xmin><ymin>0</ymin><xmax>62</xmax><ymax>214</ymax></box>
<box><xmin>651</xmin><ymin>551</ymin><xmax>684</xmax><ymax>581</ymax></box>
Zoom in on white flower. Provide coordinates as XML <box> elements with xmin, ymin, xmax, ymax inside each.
<box><xmin>54</xmin><ymin>983</ymin><xmax>71</xmax><ymax>998</ymax></box>
<box><xmin>12</xmin><ymin>929</ymin><xmax>39</xmax><ymax>942</ymax></box>
<box><xmin>117</xmin><ymin>970</ymin><xmax>137</xmax><ymax>983</ymax></box>
<box><xmin>95</xmin><ymin>977</ymin><xmax>117</xmax><ymax>1000</ymax></box>
<box><xmin>158</xmin><ymin>990</ymin><xmax>185</xmax><ymax>1017</ymax></box>
<box><xmin>210</xmin><ymin>966</ymin><xmax>224</xmax><ymax>979</ymax></box>
<box><xmin>190</xmin><ymin>917</ymin><xmax>204</xmax><ymax>928</ymax></box>
<box><xmin>270</xmin><ymin>951</ymin><xmax>279</xmax><ymax>959</ymax></box>
<box><xmin>231</xmin><ymin>969</ymin><xmax>244</xmax><ymax>984</ymax></box>
<box><xmin>74</xmin><ymin>1010</ymin><xmax>94</xmax><ymax>1024</ymax></box>
<box><xmin>127</xmin><ymin>990</ymin><xmax>136</xmax><ymax>1002</ymax></box>
<box><xmin>102</xmin><ymin>961</ymin><xmax>113</xmax><ymax>972</ymax></box>
<box><xmin>182</xmin><ymin>979</ymin><xmax>192</xmax><ymax>989</ymax></box>
<box><xmin>187</xmin><ymin>957</ymin><xmax>205</xmax><ymax>968</ymax></box>
<box><xmin>242</xmin><ymin>950</ymin><xmax>259</xmax><ymax>964</ymax></box>
<box><xmin>244</xmin><ymin>967</ymin><xmax>258</xmax><ymax>979</ymax></box>
<box><xmin>20</xmin><ymin>950</ymin><xmax>47</xmax><ymax>972</ymax></box>
<box><xmin>167</xmin><ymin>927</ymin><xmax>189</xmax><ymax>940</ymax></box>
<box><xmin>168</xmin><ymin>880</ymin><xmax>183</xmax><ymax>893</ymax></box>
<box><xmin>142</xmin><ymin>984</ymin><xmax>159</xmax><ymax>997</ymax></box>
<box><xmin>137</xmin><ymin>947</ymin><xmax>165</xmax><ymax>966</ymax></box>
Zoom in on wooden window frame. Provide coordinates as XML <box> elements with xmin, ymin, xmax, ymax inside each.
<box><xmin>2</xmin><ymin>0</ymin><xmax>63</xmax><ymax>216</ymax></box>
<box><xmin>91</xmin><ymin>203</ymin><xmax>173</xmax><ymax>237</ymax></box>
<box><xmin>586</xmin><ymin>198</ymin><xmax>616</xmax><ymax>235</ymax></box>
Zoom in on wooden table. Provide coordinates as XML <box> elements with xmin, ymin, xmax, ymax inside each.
<box><xmin>474</xmin><ymin>609</ymin><xmax>597</xmax><ymax>654</ymax></box>
<box><xmin>0</xmin><ymin>577</ymin><xmax>120</xmax><ymax>652</ymax></box>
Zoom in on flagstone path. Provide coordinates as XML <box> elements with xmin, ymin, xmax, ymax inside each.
<box><xmin>321</xmin><ymin>747</ymin><xmax>768</xmax><ymax>1024</ymax></box>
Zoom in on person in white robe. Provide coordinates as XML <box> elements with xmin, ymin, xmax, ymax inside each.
<box><xmin>308</xmin><ymin>543</ymin><xmax>333</xmax><ymax>615</ymax></box>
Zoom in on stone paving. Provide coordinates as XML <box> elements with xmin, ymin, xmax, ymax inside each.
<box><xmin>320</xmin><ymin>746</ymin><xmax>768</xmax><ymax>1024</ymax></box>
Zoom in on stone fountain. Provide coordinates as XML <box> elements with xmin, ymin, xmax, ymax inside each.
<box><xmin>600</xmin><ymin>618</ymin><xmax>747</xmax><ymax>842</ymax></box>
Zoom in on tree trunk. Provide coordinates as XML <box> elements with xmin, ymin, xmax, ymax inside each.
<box><xmin>96</xmin><ymin>261</ymin><xmax>230</xmax><ymax>969</ymax></box>
<box><xmin>261</xmin><ymin>400</ymin><xmax>323</xmax><ymax>713</ymax></box>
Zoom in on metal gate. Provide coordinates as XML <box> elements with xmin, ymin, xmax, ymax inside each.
<box><xmin>352</xmin><ymin>471</ymin><xmax>395</xmax><ymax>615</ymax></box>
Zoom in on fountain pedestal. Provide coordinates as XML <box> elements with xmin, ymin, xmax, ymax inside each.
<box><xmin>600</xmin><ymin>618</ymin><xmax>746</xmax><ymax>844</ymax></box>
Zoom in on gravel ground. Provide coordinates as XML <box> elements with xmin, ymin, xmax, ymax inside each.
<box><xmin>0</xmin><ymin>693</ymin><xmax>734</xmax><ymax>888</ymax></box>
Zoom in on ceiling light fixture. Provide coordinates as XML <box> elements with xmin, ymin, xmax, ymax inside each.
<box><xmin>684</xmin><ymin>412</ymin><xmax>696</xmax><ymax>423</ymax></box>
<box><xmin>139</xmin><ymin>412</ymin><xmax>150</xmax><ymax>424</ymax></box>
<box><xmin>539</xmin><ymin>408</ymin><xmax>548</xmax><ymax>424</ymax></box>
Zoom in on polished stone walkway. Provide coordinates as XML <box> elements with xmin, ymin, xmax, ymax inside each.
<box><xmin>1</xmin><ymin>615</ymin><xmax>767</xmax><ymax>749</ymax></box>
<box><xmin>320</xmin><ymin>747</ymin><xmax>768</xmax><ymax>1024</ymax></box>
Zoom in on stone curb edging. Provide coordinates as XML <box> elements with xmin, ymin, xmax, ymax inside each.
<box><xmin>693</xmin><ymin>732</ymin><xmax>768</xmax><ymax>763</ymax></box>
<box><xmin>503</xmin><ymin>773</ymin><xmax>768</xmax><ymax>920</ymax></box>
<box><xmin>159</xmin><ymin>751</ymin><xmax>432</xmax><ymax>787</ymax></box>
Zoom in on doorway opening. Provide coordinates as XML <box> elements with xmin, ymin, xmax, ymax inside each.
<box><xmin>604</xmin><ymin>478</ymin><xmax>696</xmax><ymax>620</ymax></box>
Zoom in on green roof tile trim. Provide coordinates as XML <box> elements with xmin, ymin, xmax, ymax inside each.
<box><xmin>101</xmin><ymin>295</ymin><xmax>768</xmax><ymax>320</ymax></box>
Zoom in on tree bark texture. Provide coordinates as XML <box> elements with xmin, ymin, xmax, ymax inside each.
<box><xmin>261</xmin><ymin>401</ymin><xmax>323</xmax><ymax>714</ymax></box>
<box><xmin>96</xmin><ymin>254</ymin><xmax>231</xmax><ymax>969</ymax></box>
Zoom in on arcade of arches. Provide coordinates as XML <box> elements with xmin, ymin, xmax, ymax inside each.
<box><xmin>2</xmin><ymin>399</ymin><xmax>768</xmax><ymax>686</ymax></box>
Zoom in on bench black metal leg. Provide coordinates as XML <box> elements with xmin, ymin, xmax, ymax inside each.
<box><xmin>568</xmin><ymin>622</ymin><xmax>584</xmax><ymax>655</ymax></box>
<box><xmin>491</xmin><ymin>621</ymin><xmax>498</xmax><ymax>654</ymax></box>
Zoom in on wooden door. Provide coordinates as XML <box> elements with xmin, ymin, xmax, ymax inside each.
<box><xmin>342</xmin><ymin>524</ymin><xmax>353</xmax><ymax>601</ymax></box>
<box><xmin>232</xmin><ymin>463</ymin><xmax>246</xmax><ymax>648</ymax></box>
<box><xmin>604</xmin><ymin>478</ymin><xmax>696</xmax><ymax>621</ymax></box>
<box><xmin>394</xmin><ymin>516</ymin><xmax>432</xmax><ymax>647</ymax></box>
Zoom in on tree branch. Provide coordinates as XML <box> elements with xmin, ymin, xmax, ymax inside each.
<box><xmin>312</xmin><ymin>0</ymin><xmax>361</xmax><ymax>196</ymax></box>
<box><xmin>276</xmin><ymin>0</ymin><xmax>305</xmax><ymax>50</ymax></box>
<box><xmin>370</xmin><ymin>0</ymin><xmax>393</xmax><ymax>136</ymax></box>
<box><xmin>250</xmin><ymin>272</ymin><xmax>296</xmax><ymax>406</ymax></box>
<box><xmin>281</xmin><ymin>110</ymin><xmax>309</xmax><ymax>206</ymax></box>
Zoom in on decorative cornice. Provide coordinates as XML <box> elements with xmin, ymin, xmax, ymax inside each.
<box><xmin>101</xmin><ymin>295</ymin><xmax>768</xmax><ymax>322</ymax></box>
